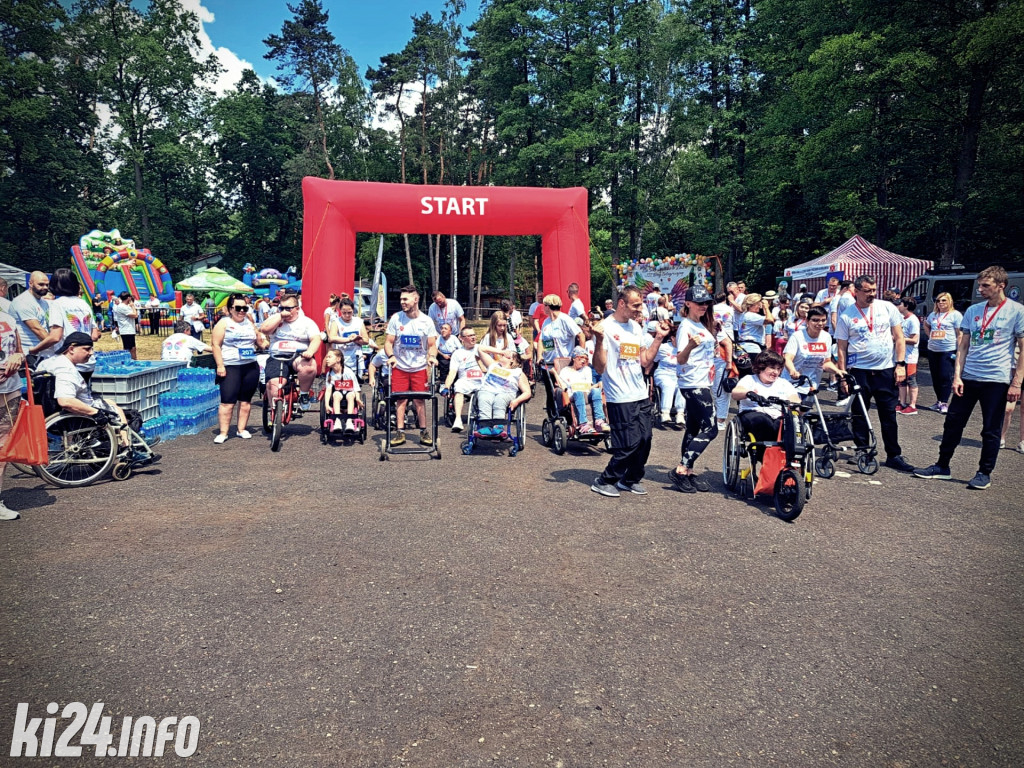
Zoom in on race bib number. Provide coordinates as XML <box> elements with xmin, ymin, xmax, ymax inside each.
<box><xmin>806</xmin><ymin>342</ymin><xmax>828</xmax><ymax>353</ymax></box>
<box><xmin>619</xmin><ymin>342</ymin><xmax>640</xmax><ymax>361</ymax></box>
<box><xmin>399</xmin><ymin>334</ymin><xmax>420</xmax><ymax>347</ymax></box>
<box><xmin>361</xmin><ymin>345</ymin><xmax>372</xmax><ymax>353</ymax></box>
<box><xmin>971</xmin><ymin>329</ymin><xmax>995</xmax><ymax>346</ymax></box>
<box><xmin>273</xmin><ymin>340</ymin><xmax>299</xmax><ymax>352</ymax></box>
<box><xmin>930</xmin><ymin>330</ymin><xmax>946</xmax><ymax>340</ymax></box>
<box><xmin>466</xmin><ymin>368</ymin><xmax>483</xmax><ymax>380</ymax></box>
<box><xmin>571</xmin><ymin>382</ymin><xmax>591</xmax><ymax>393</ymax></box>
<box><xmin>542</xmin><ymin>338</ymin><xmax>555</xmax><ymax>351</ymax></box>
<box><xmin>239</xmin><ymin>348</ymin><xmax>255</xmax><ymax>359</ymax></box>
<box><xmin>333</xmin><ymin>379</ymin><xmax>354</xmax><ymax>391</ymax></box>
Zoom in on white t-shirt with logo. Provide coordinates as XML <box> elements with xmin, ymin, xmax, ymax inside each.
<box><xmin>900</xmin><ymin>313</ymin><xmax>921</xmax><ymax>365</ymax></box>
<box><xmin>0</xmin><ymin>312</ymin><xmax>21</xmax><ymax>395</ymax></box>
<box><xmin>38</xmin><ymin>354</ymin><xmax>92</xmax><ymax>405</ymax></box>
<box><xmin>269</xmin><ymin>312</ymin><xmax>320</xmax><ymax>357</ymax></box>
<box><xmin>539</xmin><ymin>314</ymin><xmax>580</xmax><ymax>363</ymax></box>
<box><xmin>835</xmin><ymin>300</ymin><xmax>901</xmax><ymax>371</ymax></box>
<box><xmin>737</xmin><ymin>374</ymin><xmax>799</xmax><ymax>420</ymax></box>
<box><xmin>782</xmin><ymin>329</ymin><xmax>833</xmax><ymax>388</ymax></box>
<box><xmin>428</xmin><ymin>299</ymin><xmax>465</xmax><ymax>334</ymax></box>
<box><xmin>600</xmin><ymin>318</ymin><xmax>652</xmax><ymax>403</ymax></box>
<box><xmin>450</xmin><ymin>346</ymin><xmax>484</xmax><ymax>383</ymax></box>
<box><xmin>675</xmin><ymin>318</ymin><xmax>716</xmax><ymax>389</ymax></box>
<box><xmin>925</xmin><ymin>310</ymin><xmax>962</xmax><ymax>353</ymax></box>
<box><xmin>113</xmin><ymin>301</ymin><xmax>136</xmax><ymax>335</ymax></box>
<box><xmin>386</xmin><ymin>311</ymin><xmax>438</xmax><ymax>372</ymax></box>
<box><xmin>329</xmin><ymin>314</ymin><xmax>367</xmax><ymax>370</ymax></box>
<box><xmin>10</xmin><ymin>290</ymin><xmax>51</xmax><ymax>359</ymax></box>
<box><xmin>49</xmin><ymin>296</ymin><xmax>96</xmax><ymax>373</ymax></box>
<box><xmin>960</xmin><ymin>299</ymin><xmax>1024</xmax><ymax>384</ymax></box>
<box><xmin>161</xmin><ymin>333</ymin><xmax>207</xmax><ymax>362</ymax></box>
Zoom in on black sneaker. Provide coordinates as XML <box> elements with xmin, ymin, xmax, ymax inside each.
<box><xmin>691</xmin><ymin>475</ymin><xmax>711</xmax><ymax>492</ymax></box>
<box><xmin>615</xmin><ymin>481</ymin><xmax>648</xmax><ymax>495</ymax></box>
<box><xmin>966</xmin><ymin>472</ymin><xmax>991</xmax><ymax>490</ymax></box>
<box><xmin>591</xmin><ymin>480</ymin><xmax>620</xmax><ymax>497</ymax></box>
<box><xmin>884</xmin><ymin>455</ymin><xmax>915</xmax><ymax>473</ymax></box>
<box><xmin>671</xmin><ymin>471</ymin><xmax>696</xmax><ymax>493</ymax></box>
<box><xmin>913</xmin><ymin>464</ymin><xmax>952</xmax><ymax>480</ymax></box>
<box><xmin>298</xmin><ymin>392</ymin><xmax>311</xmax><ymax>411</ymax></box>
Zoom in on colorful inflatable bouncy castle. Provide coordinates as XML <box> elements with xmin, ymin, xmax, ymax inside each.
<box><xmin>71</xmin><ymin>228</ymin><xmax>177</xmax><ymax>305</ymax></box>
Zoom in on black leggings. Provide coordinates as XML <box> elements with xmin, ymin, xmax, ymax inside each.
<box><xmin>927</xmin><ymin>348</ymin><xmax>955</xmax><ymax>403</ymax></box>
<box><xmin>218</xmin><ymin>362</ymin><xmax>260</xmax><ymax>405</ymax></box>
<box><xmin>679</xmin><ymin>388</ymin><xmax>719</xmax><ymax>469</ymax></box>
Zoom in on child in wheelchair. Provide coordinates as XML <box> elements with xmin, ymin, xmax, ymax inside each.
<box><xmin>323</xmin><ymin>349</ymin><xmax>362</xmax><ymax>434</ymax></box>
<box><xmin>473</xmin><ymin>349</ymin><xmax>531</xmax><ymax>437</ymax></box>
<box><xmin>556</xmin><ymin>346</ymin><xmax>608</xmax><ymax>434</ymax></box>
<box><xmin>729</xmin><ymin>350</ymin><xmax>800</xmax><ymax>454</ymax></box>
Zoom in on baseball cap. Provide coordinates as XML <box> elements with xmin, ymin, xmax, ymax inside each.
<box><xmin>683</xmin><ymin>285</ymin><xmax>713</xmax><ymax>304</ymax></box>
<box><xmin>59</xmin><ymin>332</ymin><xmax>94</xmax><ymax>353</ymax></box>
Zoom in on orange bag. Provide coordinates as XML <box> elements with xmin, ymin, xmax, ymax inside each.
<box><xmin>0</xmin><ymin>363</ymin><xmax>49</xmax><ymax>465</ymax></box>
<box><xmin>753</xmin><ymin>422</ymin><xmax>786</xmax><ymax>496</ymax></box>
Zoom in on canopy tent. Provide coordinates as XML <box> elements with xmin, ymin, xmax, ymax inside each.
<box><xmin>176</xmin><ymin>267</ymin><xmax>252</xmax><ymax>294</ymax></box>
<box><xmin>783</xmin><ymin>235</ymin><xmax>933</xmax><ymax>294</ymax></box>
<box><xmin>0</xmin><ymin>262</ymin><xmax>29</xmax><ymax>289</ymax></box>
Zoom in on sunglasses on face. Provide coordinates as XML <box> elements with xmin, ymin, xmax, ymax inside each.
<box><xmin>232</xmin><ymin>305</ymin><xmax>248</xmax><ymax>312</ymax></box>
<box><xmin>280</xmin><ymin>305</ymin><xmax>297</xmax><ymax>311</ymax></box>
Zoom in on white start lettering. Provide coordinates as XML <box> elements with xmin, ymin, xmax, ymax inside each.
<box><xmin>420</xmin><ymin>196</ymin><xmax>489</xmax><ymax>216</ymax></box>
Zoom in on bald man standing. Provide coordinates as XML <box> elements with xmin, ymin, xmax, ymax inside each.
<box><xmin>10</xmin><ymin>271</ymin><xmax>56</xmax><ymax>360</ymax></box>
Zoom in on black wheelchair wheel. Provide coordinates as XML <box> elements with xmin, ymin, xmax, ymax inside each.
<box><xmin>34</xmin><ymin>414</ymin><xmax>118</xmax><ymax>488</ymax></box>
<box><xmin>774</xmin><ymin>468</ymin><xmax>806</xmax><ymax>521</ymax></box>
<box><xmin>552</xmin><ymin>421</ymin><xmax>567</xmax><ymax>455</ymax></box>
<box><xmin>722</xmin><ymin>420</ymin><xmax>742</xmax><ymax>493</ymax></box>
<box><xmin>857</xmin><ymin>453</ymin><xmax>879</xmax><ymax>475</ymax></box>
<box><xmin>540</xmin><ymin>419</ymin><xmax>553</xmax><ymax>447</ymax></box>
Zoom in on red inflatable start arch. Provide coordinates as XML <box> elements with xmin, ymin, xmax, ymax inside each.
<box><xmin>301</xmin><ymin>179</ymin><xmax>591</xmax><ymax>324</ymax></box>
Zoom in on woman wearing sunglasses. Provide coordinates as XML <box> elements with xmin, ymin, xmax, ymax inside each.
<box><xmin>211</xmin><ymin>294</ymin><xmax>260</xmax><ymax>443</ymax></box>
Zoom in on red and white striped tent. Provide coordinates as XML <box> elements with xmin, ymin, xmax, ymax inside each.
<box><xmin>783</xmin><ymin>235</ymin><xmax>933</xmax><ymax>295</ymax></box>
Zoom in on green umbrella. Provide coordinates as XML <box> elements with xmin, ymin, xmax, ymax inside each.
<box><xmin>175</xmin><ymin>267</ymin><xmax>252</xmax><ymax>293</ymax></box>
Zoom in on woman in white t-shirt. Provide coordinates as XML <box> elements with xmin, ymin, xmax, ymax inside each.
<box><xmin>737</xmin><ymin>293</ymin><xmax>775</xmax><ymax>351</ymax></box>
<box><xmin>920</xmin><ymin>292</ymin><xmax>963</xmax><ymax>411</ymax></box>
<box><xmin>47</xmin><ymin>268</ymin><xmax>101</xmax><ymax>379</ymax></box>
<box><xmin>648</xmin><ymin>320</ymin><xmax>683</xmax><ymax>426</ymax></box>
<box><xmin>670</xmin><ymin>287</ymin><xmax>719</xmax><ymax>493</ymax></box>
<box><xmin>731</xmin><ymin>349</ymin><xmax>801</xmax><ymax>446</ymax></box>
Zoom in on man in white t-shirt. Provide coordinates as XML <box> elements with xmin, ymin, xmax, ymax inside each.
<box><xmin>10</xmin><ymin>271</ymin><xmax>55</xmax><ymax>361</ymax></box>
<box><xmin>427</xmin><ymin>291</ymin><xmax>465</xmax><ymax>336</ymax></box>
<box><xmin>180</xmin><ymin>294</ymin><xmax>205</xmax><ymax>340</ymax></box>
<box><xmin>442</xmin><ymin>326</ymin><xmax>484</xmax><ymax>432</ymax></box>
<box><xmin>590</xmin><ymin>286</ymin><xmax>671</xmax><ymax>497</ymax></box>
<box><xmin>385</xmin><ymin>284</ymin><xmax>439</xmax><ymax>446</ymax></box>
<box><xmin>162</xmin><ymin>320</ymin><xmax>211</xmax><ymax>362</ymax></box>
<box><xmin>567</xmin><ymin>282</ymin><xmax>586</xmax><ymax>321</ymax></box>
<box><xmin>259</xmin><ymin>293</ymin><xmax>322</xmax><ymax>410</ymax></box>
<box><xmin>112</xmin><ymin>292</ymin><xmax>138</xmax><ymax>359</ymax></box>
<box><xmin>813</xmin><ymin>277</ymin><xmax>841</xmax><ymax>316</ymax></box>
<box><xmin>835</xmin><ymin>274</ymin><xmax>913</xmax><ymax>473</ymax></box>
<box><xmin>914</xmin><ymin>266</ymin><xmax>1024</xmax><ymax>490</ymax></box>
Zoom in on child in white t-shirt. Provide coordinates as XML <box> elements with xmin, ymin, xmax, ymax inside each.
<box><xmin>557</xmin><ymin>346</ymin><xmax>608</xmax><ymax>434</ymax></box>
<box><xmin>324</xmin><ymin>349</ymin><xmax>362</xmax><ymax>433</ymax></box>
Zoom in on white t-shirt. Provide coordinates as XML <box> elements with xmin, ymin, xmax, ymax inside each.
<box><xmin>481</xmin><ymin>361</ymin><xmax>522</xmax><ymax>394</ymax></box>
<box><xmin>10</xmin><ymin>290</ymin><xmax>51</xmax><ymax>359</ymax></box>
<box><xmin>49</xmin><ymin>296</ymin><xmax>96</xmax><ymax>373</ymax></box>
<box><xmin>712</xmin><ymin>302</ymin><xmax>734</xmax><ymax>341</ymax></box>
<box><xmin>437</xmin><ymin>335</ymin><xmax>461</xmax><ymax>356</ymax></box>
<box><xmin>925</xmin><ymin>310</ymin><xmax>962</xmax><ymax>353</ymax></box>
<box><xmin>38</xmin><ymin>354</ymin><xmax>93</xmax><ymax>406</ymax></box>
<box><xmin>568</xmin><ymin>297</ymin><xmax>586</xmax><ymax>320</ymax></box>
<box><xmin>326</xmin><ymin>367</ymin><xmax>360</xmax><ymax>393</ymax></box>
<box><xmin>960</xmin><ymin>299</ymin><xmax>1024</xmax><ymax>384</ymax></box>
<box><xmin>269</xmin><ymin>312</ymin><xmax>320</xmax><ymax>357</ymax></box>
<box><xmin>599</xmin><ymin>318</ymin><xmax>652</xmax><ymax>403</ymax></box>
<box><xmin>428</xmin><ymin>299</ymin><xmax>465</xmax><ymax>334</ymax></box>
<box><xmin>539</xmin><ymin>314</ymin><xmax>580</xmax><ymax>363</ymax></box>
<box><xmin>737</xmin><ymin>374</ymin><xmax>798</xmax><ymax>420</ymax></box>
<box><xmin>181</xmin><ymin>302</ymin><xmax>205</xmax><ymax>332</ymax></box>
<box><xmin>450</xmin><ymin>346</ymin><xmax>484</xmax><ymax>382</ymax></box>
<box><xmin>558</xmin><ymin>364</ymin><xmax>595</xmax><ymax>393</ymax></box>
<box><xmin>0</xmin><ymin>313</ymin><xmax>21</xmax><ymax>395</ymax></box>
<box><xmin>329</xmin><ymin>314</ymin><xmax>367</xmax><ymax>369</ymax></box>
<box><xmin>386</xmin><ymin>311</ymin><xmax>437</xmax><ymax>372</ymax></box>
<box><xmin>737</xmin><ymin>312</ymin><xmax>767</xmax><ymax>345</ymax></box>
<box><xmin>782</xmin><ymin>329</ymin><xmax>833</xmax><ymax>388</ymax></box>
<box><xmin>162</xmin><ymin>333</ymin><xmax>208</xmax><ymax>362</ymax></box>
<box><xmin>900</xmin><ymin>313</ymin><xmax>921</xmax><ymax>365</ymax></box>
<box><xmin>113</xmin><ymin>301</ymin><xmax>136</xmax><ymax>335</ymax></box>
<box><xmin>675</xmin><ymin>318</ymin><xmax>716</xmax><ymax>389</ymax></box>
<box><xmin>835</xmin><ymin>300</ymin><xmax>901</xmax><ymax>371</ymax></box>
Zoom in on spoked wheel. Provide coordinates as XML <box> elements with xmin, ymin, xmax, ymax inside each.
<box><xmin>774</xmin><ymin>468</ymin><xmax>806</xmax><ymax>522</ymax></box>
<box><xmin>319</xmin><ymin>395</ymin><xmax>329</xmax><ymax>445</ymax></box>
<box><xmin>857</xmin><ymin>453</ymin><xmax>879</xmax><ymax>475</ymax></box>
<box><xmin>722</xmin><ymin>420</ymin><xmax>742</xmax><ymax>493</ymax></box>
<box><xmin>9</xmin><ymin>462</ymin><xmax>36</xmax><ymax>476</ymax></box>
<box><xmin>34</xmin><ymin>414</ymin><xmax>118</xmax><ymax>488</ymax></box>
<box><xmin>262</xmin><ymin>397</ymin><xmax>272</xmax><ymax>434</ymax></box>
<box><xmin>270</xmin><ymin>403</ymin><xmax>284</xmax><ymax>452</ymax></box>
<box><xmin>540</xmin><ymin>419</ymin><xmax>553</xmax><ymax>447</ymax></box>
<box><xmin>552</xmin><ymin>421</ymin><xmax>567</xmax><ymax>455</ymax></box>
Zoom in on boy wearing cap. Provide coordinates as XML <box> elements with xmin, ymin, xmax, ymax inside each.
<box><xmin>557</xmin><ymin>346</ymin><xmax>608</xmax><ymax>434</ymax></box>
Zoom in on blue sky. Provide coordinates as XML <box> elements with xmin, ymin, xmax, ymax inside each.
<box><xmin>197</xmin><ymin>0</ymin><xmax>483</xmax><ymax>90</ymax></box>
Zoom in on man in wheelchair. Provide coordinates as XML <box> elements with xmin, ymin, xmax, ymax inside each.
<box><xmin>37</xmin><ymin>332</ymin><xmax>156</xmax><ymax>464</ymax></box>
<box><xmin>729</xmin><ymin>350</ymin><xmax>801</xmax><ymax>451</ymax></box>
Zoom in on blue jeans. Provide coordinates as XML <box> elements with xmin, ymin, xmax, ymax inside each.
<box><xmin>571</xmin><ymin>389</ymin><xmax>605</xmax><ymax>425</ymax></box>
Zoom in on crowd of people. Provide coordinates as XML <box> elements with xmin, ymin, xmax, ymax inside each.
<box><xmin>0</xmin><ymin>265</ymin><xmax>1020</xmax><ymax>521</ymax></box>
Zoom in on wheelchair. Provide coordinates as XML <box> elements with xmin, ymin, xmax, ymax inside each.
<box><xmin>537</xmin><ymin>364</ymin><xmax>609</xmax><ymax>455</ymax></box>
<box><xmin>319</xmin><ymin>376</ymin><xmax>366</xmax><ymax>445</ymax></box>
<box><xmin>26</xmin><ymin>372</ymin><xmax>160</xmax><ymax>488</ymax></box>
<box><xmin>721</xmin><ymin>391</ymin><xmax>814</xmax><ymax>521</ymax></box>
<box><xmin>460</xmin><ymin>391</ymin><xmax>527</xmax><ymax>457</ymax></box>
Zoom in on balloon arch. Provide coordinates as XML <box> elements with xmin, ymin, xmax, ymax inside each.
<box><xmin>301</xmin><ymin>179</ymin><xmax>591</xmax><ymax>325</ymax></box>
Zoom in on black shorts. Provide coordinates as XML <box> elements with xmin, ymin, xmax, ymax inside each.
<box><xmin>217</xmin><ymin>362</ymin><xmax>260</xmax><ymax>405</ymax></box>
<box><xmin>121</xmin><ymin>333</ymin><xmax>136</xmax><ymax>351</ymax></box>
<box><xmin>264</xmin><ymin>355</ymin><xmax>297</xmax><ymax>383</ymax></box>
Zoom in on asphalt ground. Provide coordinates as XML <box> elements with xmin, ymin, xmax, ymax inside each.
<box><xmin>1</xmin><ymin>369</ymin><xmax>1022</xmax><ymax>767</ymax></box>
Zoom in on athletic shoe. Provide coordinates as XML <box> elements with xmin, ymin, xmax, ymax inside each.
<box><xmin>900</xmin><ymin>406</ymin><xmax>917</xmax><ymax>415</ymax></box>
<box><xmin>675</xmin><ymin>413</ymin><xmax>686</xmax><ymax>425</ymax></box>
<box><xmin>835</xmin><ymin>396</ymin><xmax>853</xmax><ymax>408</ymax></box>
<box><xmin>596</xmin><ymin>419</ymin><xmax>610</xmax><ymax>433</ymax></box>
<box><xmin>1000</xmin><ymin>439</ymin><xmax>1005</xmax><ymax>448</ymax></box>
<box><xmin>615</xmin><ymin>481</ymin><xmax>648</xmax><ymax>495</ymax></box>
<box><xmin>717</xmin><ymin>419</ymin><xmax>727</xmax><ymax>430</ymax></box>
<box><xmin>913</xmin><ymin>464</ymin><xmax>952</xmax><ymax>480</ymax></box>
<box><xmin>419</xmin><ymin>429</ymin><xmax>433</xmax><ymax>446</ymax></box>
<box><xmin>591</xmin><ymin>480</ymin><xmax>621</xmax><ymax>497</ymax></box>
<box><xmin>298</xmin><ymin>392</ymin><xmax>311</xmax><ymax>411</ymax></box>
<box><xmin>451</xmin><ymin>417</ymin><xmax>464</xmax><ymax>433</ymax></box>
<box><xmin>926</xmin><ymin>402</ymin><xmax>943</xmax><ymax>412</ymax></box>
<box><xmin>938</xmin><ymin>403</ymin><xmax>948</xmax><ymax>414</ymax></box>
<box><xmin>660</xmin><ymin>413</ymin><xmax>672</xmax><ymax>426</ymax></box>
<box><xmin>577</xmin><ymin>422</ymin><xmax>596</xmax><ymax>435</ymax></box>
<box><xmin>214</xmin><ymin>434</ymin><xmax>228</xmax><ymax>444</ymax></box>
<box><xmin>344</xmin><ymin>420</ymin><xmax>357</xmax><ymax>434</ymax></box>
<box><xmin>237</xmin><ymin>430</ymin><xmax>252</xmax><ymax>439</ymax></box>
<box><xmin>1017</xmin><ymin>441</ymin><xmax>1024</xmax><ymax>454</ymax></box>
<box><xmin>691</xmin><ymin>475</ymin><xmax>712</xmax><ymax>492</ymax></box>
<box><xmin>895</xmin><ymin>405</ymin><xmax>907</xmax><ymax>414</ymax></box>
<box><xmin>0</xmin><ymin>502</ymin><xmax>20</xmax><ymax>521</ymax></box>
<box><xmin>390</xmin><ymin>431</ymin><xmax>406</xmax><ymax>446</ymax></box>
<box><xmin>884</xmin><ymin>455</ymin><xmax>915</xmax><ymax>473</ymax></box>
<box><xmin>332</xmin><ymin>419</ymin><xmax>343</xmax><ymax>433</ymax></box>
<box><xmin>670</xmin><ymin>471</ymin><xmax>696</xmax><ymax>493</ymax></box>
<box><xmin>966</xmin><ymin>472</ymin><xmax>991</xmax><ymax>490</ymax></box>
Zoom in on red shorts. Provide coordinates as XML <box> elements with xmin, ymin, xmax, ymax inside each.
<box><xmin>392</xmin><ymin>368</ymin><xmax>427</xmax><ymax>393</ymax></box>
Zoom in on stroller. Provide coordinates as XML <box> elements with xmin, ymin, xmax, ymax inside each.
<box><xmin>805</xmin><ymin>373</ymin><xmax>879</xmax><ymax>477</ymax></box>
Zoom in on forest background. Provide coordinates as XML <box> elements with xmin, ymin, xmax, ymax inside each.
<box><xmin>2</xmin><ymin>0</ymin><xmax>1022</xmax><ymax>308</ymax></box>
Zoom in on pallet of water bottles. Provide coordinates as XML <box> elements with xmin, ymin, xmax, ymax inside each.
<box><xmin>90</xmin><ymin>351</ymin><xmax>186</xmax><ymax>423</ymax></box>
<box><xmin>144</xmin><ymin>367</ymin><xmax>220</xmax><ymax>444</ymax></box>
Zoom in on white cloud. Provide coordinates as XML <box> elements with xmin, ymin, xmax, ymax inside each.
<box><xmin>179</xmin><ymin>0</ymin><xmax>268</xmax><ymax>95</ymax></box>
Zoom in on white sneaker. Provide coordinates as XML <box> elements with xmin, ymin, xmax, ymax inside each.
<box><xmin>717</xmin><ymin>419</ymin><xmax>727</xmax><ymax>430</ymax></box>
<box><xmin>675</xmin><ymin>413</ymin><xmax>686</xmax><ymax>425</ymax></box>
<box><xmin>1018</xmin><ymin>441</ymin><xmax>1024</xmax><ymax>454</ymax></box>
<box><xmin>0</xmin><ymin>502</ymin><xmax>20</xmax><ymax>521</ymax></box>
<box><xmin>835</xmin><ymin>396</ymin><xmax>853</xmax><ymax>408</ymax></box>
<box><xmin>237</xmin><ymin>430</ymin><xmax>252</xmax><ymax>439</ymax></box>
<box><xmin>452</xmin><ymin>417</ymin><xmax>463</xmax><ymax>433</ymax></box>
<box><xmin>214</xmin><ymin>434</ymin><xmax>228</xmax><ymax>444</ymax></box>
